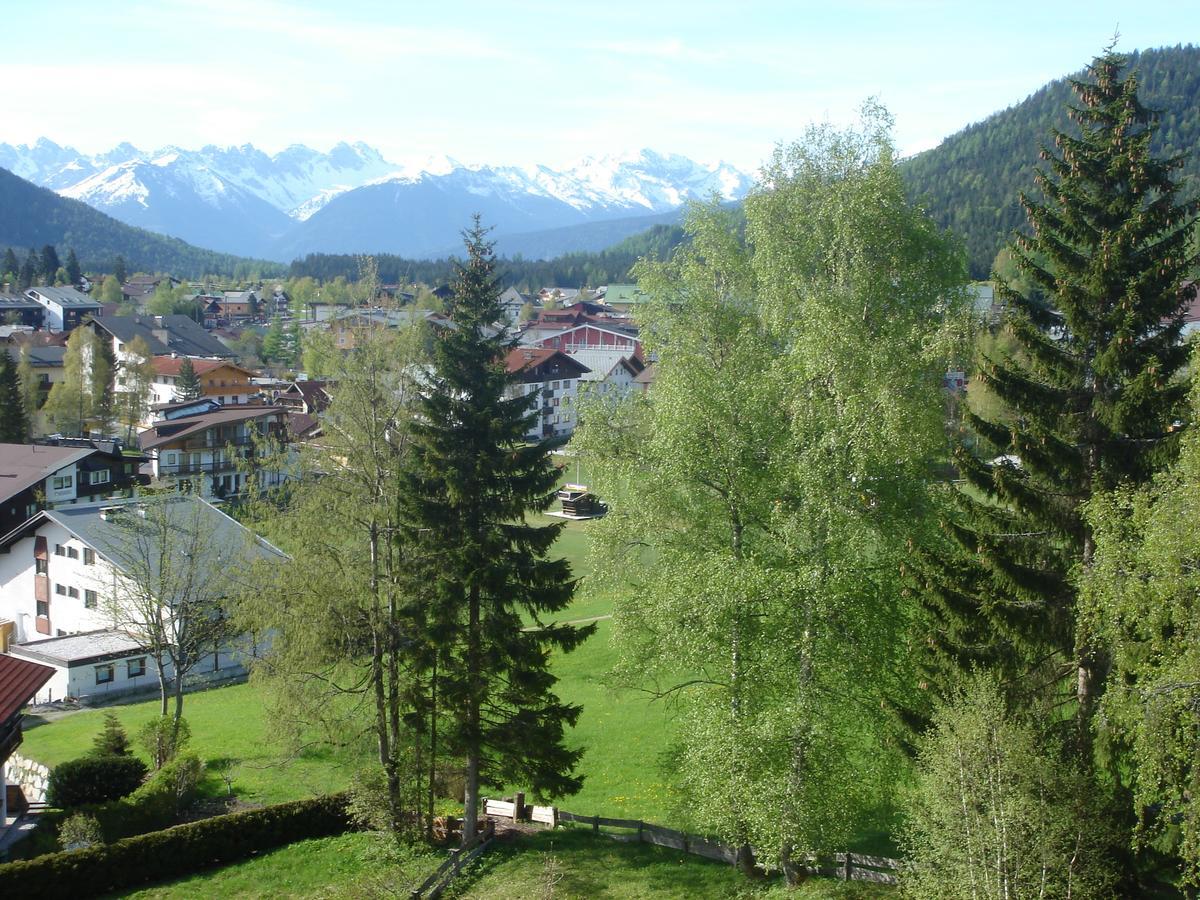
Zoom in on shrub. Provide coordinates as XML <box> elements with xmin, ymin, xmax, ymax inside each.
<box><xmin>91</xmin><ymin>711</ymin><xmax>131</xmax><ymax>757</ymax></box>
<box><xmin>138</xmin><ymin>715</ymin><xmax>191</xmax><ymax>769</ymax></box>
<box><xmin>58</xmin><ymin>813</ymin><xmax>103</xmax><ymax>851</ymax></box>
<box><xmin>0</xmin><ymin>793</ymin><xmax>352</xmax><ymax>898</ymax></box>
<box><xmin>46</xmin><ymin>755</ymin><xmax>148</xmax><ymax>809</ymax></box>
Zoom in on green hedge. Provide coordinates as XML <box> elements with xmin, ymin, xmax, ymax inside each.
<box><xmin>0</xmin><ymin>793</ymin><xmax>351</xmax><ymax>898</ymax></box>
<box><xmin>46</xmin><ymin>754</ymin><xmax>148</xmax><ymax>808</ymax></box>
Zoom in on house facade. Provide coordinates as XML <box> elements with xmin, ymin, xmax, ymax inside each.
<box><xmin>504</xmin><ymin>348</ymin><xmax>591</xmax><ymax>441</ymax></box>
<box><xmin>138</xmin><ymin>401</ymin><xmax>291</xmax><ymax>497</ymax></box>
<box><xmin>149</xmin><ymin>357</ymin><xmax>256</xmax><ymax>408</ymax></box>
<box><xmin>0</xmin><ymin>294</ymin><xmax>46</xmax><ymax>329</ymax></box>
<box><xmin>0</xmin><ymin>496</ymin><xmax>287</xmax><ymax>704</ymax></box>
<box><xmin>570</xmin><ymin>348</ymin><xmax>644</xmax><ymax>399</ymax></box>
<box><xmin>0</xmin><ymin>441</ymin><xmax>146</xmax><ymax>536</ymax></box>
<box><xmin>25</xmin><ymin>287</ymin><xmax>103</xmax><ymax>332</ymax></box>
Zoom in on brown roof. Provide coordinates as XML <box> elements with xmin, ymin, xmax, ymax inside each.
<box><xmin>138</xmin><ymin>405</ymin><xmax>285</xmax><ymax>451</ymax></box>
<box><xmin>151</xmin><ymin>357</ymin><xmax>250</xmax><ymax>378</ymax></box>
<box><xmin>0</xmin><ymin>654</ymin><xmax>55</xmax><ymax>723</ymax></box>
<box><xmin>0</xmin><ymin>443</ymin><xmax>95</xmax><ymax>501</ymax></box>
<box><xmin>632</xmin><ymin>362</ymin><xmax>656</xmax><ymax>385</ymax></box>
<box><xmin>504</xmin><ymin>347</ymin><xmax>591</xmax><ymax>379</ymax></box>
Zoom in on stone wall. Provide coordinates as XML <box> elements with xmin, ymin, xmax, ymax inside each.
<box><xmin>5</xmin><ymin>752</ymin><xmax>49</xmax><ymax>803</ymax></box>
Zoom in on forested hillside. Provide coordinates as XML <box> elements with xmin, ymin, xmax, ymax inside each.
<box><xmin>0</xmin><ymin>167</ymin><xmax>277</xmax><ymax>277</ymax></box>
<box><xmin>902</xmin><ymin>44</ymin><xmax>1200</xmax><ymax>277</ymax></box>
<box><xmin>288</xmin><ymin>223</ymin><xmax>687</xmax><ymax>289</ymax></box>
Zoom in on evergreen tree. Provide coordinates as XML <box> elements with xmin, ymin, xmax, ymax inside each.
<box><xmin>91</xmin><ymin>711</ymin><xmax>131</xmax><ymax>756</ymax></box>
<box><xmin>400</xmin><ymin>220</ymin><xmax>590</xmax><ymax>844</ymax></box>
<box><xmin>19</xmin><ymin>247</ymin><xmax>37</xmax><ymax>289</ymax></box>
<box><xmin>0</xmin><ymin>350</ymin><xmax>29</xmax><ymax>441</ymax></box>
<box><xmin>2</xmin><ymin>248</ymin><xmax>18</xmax><ymax>284</ymax></box>
<box><xmin>16</xmin><ymin>348</ymin><xmax>38</xmax><ymax>429</ymax></box>
<box><xmin>40</xmin><ymin>245</ymin><xmax>61</xmax><ymax>282</ymax></box>
<box><xmin>261</xmin><ymin>316</ymin><xmax>285</xmax><ymax>363</ymax></box>
<box><xmin>175</xmin><ymin>357</ymin><xmax>202</xmax><ymax>401</ymax></box>
<box><xmin>916</xmin><ymin>48</ymin><xmax>1198</xmax><ymax>743</ymax></box>
<box><xmin>65</xmin><ymin>248</ymin><xmax>81</xmax><ymax>286</ymax></box>
<box><xmin>113</xmin><ymin>256</ymin><xmax>127</xmax><ymax>286</ymax></box>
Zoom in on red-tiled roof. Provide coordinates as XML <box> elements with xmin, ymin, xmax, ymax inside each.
<box><xmin>152</xmin><ymin>357</ymin><xmax>249</xmax><ymax>378</ymax></box>
<box><xmin>0</xmin><ymin>654</ymin><xmax>55</xmax><ymax>722</ymax></box>
<box><xmin>505</xmin><ymin>347</ymin><xmax>559</xmax><ymax>373</ymax></box>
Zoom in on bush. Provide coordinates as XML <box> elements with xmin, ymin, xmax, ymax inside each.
<box><xmin>0</xmin><ymin>793</ymin><xmax>352</xmax><ymax>898</ymax></box>
<box><xmin>58</xmin><ymin>813</ymin><xmax>103</xmax><ymax>851</ymax></box>
<box><xmin>46</xmin><ymin>755</ymin><xmax>148</xmax><ymax>809</ymax></box>
<box><xmin>91</xmin><ymin>711</ymin><xmax>131</xmax><ymax>756</ymax></box>
<box><xmin>139</xmin><ymin>715</ymin><xmax>191</xmax><ymax>770</ymax></box>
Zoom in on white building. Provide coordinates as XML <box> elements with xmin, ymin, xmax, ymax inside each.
<box><xmin>568</xmin><ymin>348</ymin><xmax>644</xmax><ymax>399</ymax></box>
<box><xmin>24</xmin><ymin>287</ymin><xmax>103</xmax><ymax>332</ymax></box>
<box><xmin>0</xmin><ymin>496</ymin><xmax>287</xmax><ymax>704</ymax></box>
<box><xmin>504</xmin><ymin>348</ymin><xmax>591</xmax><ymax>441</ymax></box>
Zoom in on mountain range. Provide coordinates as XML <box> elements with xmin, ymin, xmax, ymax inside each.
<box><xmin>0</xmin><ymin>140</ymin><xmax>752</xmax><ymax>261</ymax></box>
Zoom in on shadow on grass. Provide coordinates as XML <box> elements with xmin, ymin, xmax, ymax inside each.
<box><xmin>447</xmin><ymin>827</ymin><xmax>766</xmax><ymax>899</ymax></box>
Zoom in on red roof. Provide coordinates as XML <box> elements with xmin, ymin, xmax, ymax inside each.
<box><xmin>0</xmin><ymin>654</ymin><xmax>55</xmax><ymax>723</ymax></box>
<box><xmin>505</xmin><ymin>347</ymin><xmax>560</xmax><ymax>373</ymax></box>
<box><xmin>152</xmin><ymin>357</ymin><xmax>247</xmax><ymax>377</ymax></box>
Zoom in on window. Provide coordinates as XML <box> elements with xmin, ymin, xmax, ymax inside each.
<box><xmin>551</xmin><ymin>381</ymin><xmax>560</xmax><ymax>390</ymax></box>
<box><xmin>562</xmin><ymin>379</ymin><xmax>572</xmax><ymax>389</ymax></box>
<box><xmin>36</xmin><ymin>599</ymin><xmax>49</xmax><ymax>618</ymax></box>
<box><xmin>165</xmin><ymin>452</ymin><xmax>177</xmax><ymax>466</ymax></box>
<box><xmin>89</xmin><ymin>469</ymin><xmax>110</xmax><ymax>486</ymax></box>
<box><xmin>83</xmin><ymin>548</ymin><xmax>95</xmax><ymax>565</ymax></box>
<box><xmin>52</xmin><ymin>475</ymin><xmax>73</xmax><ymax>490</ymax></box>
<box><xmin>95</xmin><ymin>664</ymin><xmax>114</xmax><ymax>685</ymax></box>
<box><xmin>54</xmin><ymin>544</ymin><xmax>65</xmax><ymax>556</ymax></box>
<box><xmin>68</xmin><ymin>586</ymin><xmax>79</xmax><ymax>599</ymax></box>
<box><xmin>67</xmin><ymin>546</ymin><xmax>78</xmax><ymax>559</ymax></box>
<box><xmin>55</xmin><ymin>583</ymin><xmax>66</xmax><ymax>595</ymax></box>
<box><xmin>35</xmin><ymin>558</ymin><xmax>47</xmax><ymax>575</ymax></box>
<box><xmin>84</xmin><ymin>589</ymin><xmax>98</xmax><ymax>609</ymax></box>
<box><xmin>127</xmin><ymin>657</ymin><xmax>146</xmax><ymax>678</ymax></box>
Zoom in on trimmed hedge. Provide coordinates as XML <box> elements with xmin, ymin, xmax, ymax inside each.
<box><xmin>0</xmin><ymin>792</ymin><xmax>351</xmax><ymax>898</ymax></box>
<box><xmin>46</xmin><ymin>754</ymin><xmax>148</xmax><ymax>808</ymax></box>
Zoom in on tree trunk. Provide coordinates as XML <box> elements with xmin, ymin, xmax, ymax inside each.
<box><xmin>462</xmin><ymin>584</ymin><xmax>481</xmax><ymax>846</ymax></box>
<box><xmin>428</xmin><ymin>653</ymin><xmax>438</xmax><ymax>843</ymax></box>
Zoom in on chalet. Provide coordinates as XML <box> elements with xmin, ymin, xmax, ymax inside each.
<box><xmin>149</xmin><ymin>357</ymin><xmax>256</xmax><ymax>408</ymax></box>
<box><xmin>0</xmin><ymin>654</ymin><xmax>54</xmax><ymax>828</ymax></box>
<box><xmin>0</xmin><ymin>440</ymin><xmax>146</xmax><ymax>536</ymax></box>
<box><xmin>570</xmin><ymin>348</ymin><xmax>644</xmax><ymax>398</ymax></box>
<box><xmin>504</xmin><ymin>347</ymin><xmax>590</xmax><ymax>440</ymax></box>
<box><xmin>0</xmin><ymin>495</ymin><xmax>286</xmax><ymax>704</ymax></box>
<box><xmin>138</xmin><ymin>400</ymin><xmax>290</xmax><ymax>498</ymax></box>
<box><xmin>275</xmin><ymin>380</ymin><xmax>331</xmax><ymax>416</ymax></box>
<box><xmin>121</xmin><ymin>275</ymin><xmax>180</xmax><ymax>303</ymax></box>
<box><xmin>88</xmin><ymin>315</ymin><xmax>233</xmax><ymax>364</ymax></box>
<box><xmin>0</xmin><ymin>294</ymin><xmax>45</xmax><ymax>329</ymax></box>
<box><xmin>213</xmin><ymin>291</ymin><xmax>259</xmax><ymax>320</ymax></box>
<box><xmin>532</xmin><ymin>321</ymin><xmax>642</xmax><ymax>356</ymax></box>
<box><xmin>24</xmin><ymin>287</ymin><xmax>102</xmax><ymax>332</ymax></box>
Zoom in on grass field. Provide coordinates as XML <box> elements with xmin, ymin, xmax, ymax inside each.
<box><xmin>115</xmin><ymin>827</ymin><xmax>893</xmax><ymax>899</ymax></box>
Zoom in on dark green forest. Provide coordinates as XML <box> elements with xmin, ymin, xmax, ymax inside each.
<box><xmin>901</xmin><ymin>44</ymin><xmax>1200</xmax><ymax>277</ymax></box>
<box><xmin>0</xmin><ymin>167</ymin><xmax>279</xmax><ymax>278</ymax></box>
<box><xmin>286</xmin><ymin>223</ymin><xmax>686</xmax><ymax>289</ymax></box>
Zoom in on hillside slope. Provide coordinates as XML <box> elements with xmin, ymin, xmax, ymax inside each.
<box><xmin>901</xmin><ymin>44</ymin><xmax>1200</xmax><ymax>278</ymax></box>
<box><xmin>0</xmin><ymin>166</ymin><xmax>274</xmax><ymax>276</ymax></box>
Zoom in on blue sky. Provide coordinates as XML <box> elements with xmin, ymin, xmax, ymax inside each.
<box><xmin>4</xmin><ymin>1</ymin><xmax>1196</xmax><ymax>170</ymax></box>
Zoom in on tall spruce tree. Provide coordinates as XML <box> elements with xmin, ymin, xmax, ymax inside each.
<box><xmin>917</xmin><ymin>47</ymin><xmax>1198</xmax><ymax>735</ymax></box>
<box><xmin>113</xmin><ymin>256</ymin><xmax>127</xmax><ymax>286</ymax></box>
<box><xmin>40</xmin><ymin>245</ymin><xmax>61</xmax><ymax>282</ymax></box>
<box><xmin>401</xmin><ymin>219</ymin><xmax>590</xmax><ymax>844</ymax></box>
<box><xmin>19</xmin><ymin>248</ymin><xmax>37</xmax><ymax>289</ymax></box>
<box><xmin>175</xmin><ymin>357</ymin><xmax>202</xmax><ymax>401</ymax></box>
<box><xmin>2</xmin><ymin>248</ymin><xmax>18</xmax><ymax>284</ymax></box>
<box><xmin>0</xmin><ymin>350</ymin><xmax>29</xmax><ymax>441</ymax></box>
<box><xmin>65</xmin><ymin>248</ymin><xmax>81</xmax><ymax>286</ymax></box>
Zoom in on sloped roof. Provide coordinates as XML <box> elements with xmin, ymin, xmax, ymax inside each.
<box><xmin>505</xmin><ymin>347</ymin><xmax>591</xmax><ymax>378</ymax></box>
<box><xmin>26</xmin><ymin>286</ymin><xmax>101</xmax><ymax>308</ymax></box>
<box><xmin>151</xmin><ymin>356</ymin><xmax>250</xmax><ymax>378</ymax></box>
<box><xmin>91</xmin><ymin>315</ymin><xmax>234</xmax><ymax>359</ymax></box>
<box><xmin>0</xmin><ymin>654</ymin><xmax>55</xmax><ymax>722</ymax></box>
<box><xmin>0</xmin><ymin>443</ymin><xmax>94</xmax><ymax>502</ymax></box>
<box><xmin>568</xmin><ymin>348</ymin><xmax>643</xmax><ymax>381</ymax></box>
<box><xmin>11</xmin><ymin>630</ymin><xmax>145</xmax><ymax>667</ymax></box>
<box><xmin>138</xmin><ymin>405</ymin><xmax>284</xmax><ymax>450</ymax></box>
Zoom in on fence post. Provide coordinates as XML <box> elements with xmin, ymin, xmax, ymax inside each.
<box><xmin>515</xmin><ymin>791</ymin><xmax>525</xmax><ymax>822</ymax></box>
<box><xmin>551</xmin><ymin>806</ymin><xmax>558</xmax><ymax>829</ymax></box>
<box><xmin>843</xmin><ymin>852</ymin><xmax>853</xmax><ymax>881</ymax></box>
<box><xmin>638</xmin><ymin>820</ymin><xmax>644</xmax><ymax>842</ymax></box>
<box><xmin>593</xmin><ymin>814</ymin><xmax>600</xmax><ymax>833</ymax></box>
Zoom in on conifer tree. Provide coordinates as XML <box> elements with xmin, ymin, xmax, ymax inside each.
<box><xmin>113</xmin><ymin>256</ymin><xmax>127</xmax><ymax>286</ymax></box>
<box><xmin>65</xmin><ymin>249</ymin><xmax>81</xmax><ymax>286</ymax></box>
<box><xmin>917</xmin><ymin>47</ymin><xmax>1198</xmax><ymax>736</ymax></box>
<box><xmin>400</xmin><ymin>219</ymin><xmax>590</xmax><ymax>844</ymax></box>
<box><xmin>40</xmin><ymin>245</ymin><xmax>60</xmax><ymax>283</ymax></box>
<box><xmin>2</xmin><ymin>248</ymin><xmax>18</xmax><ymax>284</ymax></box>
<box><xmin>175</xmin><ymin>357</ymin><xmax>202</xmax><ymax>401</ymax></box>
<box><xmin>19</xmin><ymin>248</ymin><xmax>37</xmax><ymax>289</ymax></box>
<box><xmin>0</xmin><ymin>350</ymin><xmax>28</xmax><ymax>441</ymax></box>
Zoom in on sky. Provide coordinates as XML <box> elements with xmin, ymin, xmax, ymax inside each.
<box><xmin>3</xmin><ymin>0</ymin><xmax>1197</xmax><ymax>172</ymax></box>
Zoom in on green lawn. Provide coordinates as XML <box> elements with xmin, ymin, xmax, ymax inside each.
<box><xmin>116</xmin><ymin>827</ymin><xmax>893</xmax><ymax>899</ymax></box>
<box><xmin>20</xmin><ymin>682</ymin><xmax>365</xmax><ymax>805</ymax></box>
<box><xmin>117</xmin><ymin>831</ymin><xmax>442</xmax><ymax>899</ymax></box>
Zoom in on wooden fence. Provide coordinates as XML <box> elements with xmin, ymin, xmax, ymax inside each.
<box><xmin>409</xmin><ymin>819</ymin><xmax>496</xmax><ymax>899</ymax></box>
<box><xmin>484</xmin><ymin>798</ymin><xmax>900</xmax><ymax>886</ymax></box>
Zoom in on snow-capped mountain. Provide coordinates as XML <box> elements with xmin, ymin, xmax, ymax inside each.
<box><xmin>0</xmin><ymin>139</ymin><xmax>753</xmax><ymax>260</ymax></box>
